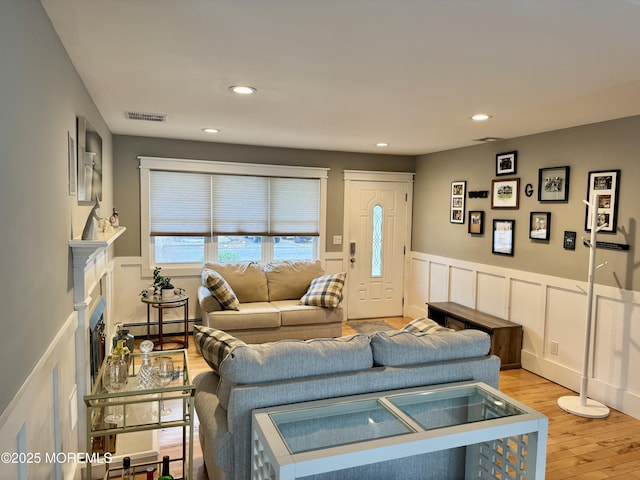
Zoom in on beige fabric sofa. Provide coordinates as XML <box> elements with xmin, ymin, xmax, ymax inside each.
<box><xmin>197</xmin><ymin>260</ymin><xmax>344</xmax><ymax>343</ymax></box>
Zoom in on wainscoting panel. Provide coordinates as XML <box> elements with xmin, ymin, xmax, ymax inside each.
<box><xmin>545</xmin><ymin>286</ymin><xmax>586</xmax><ymax>371</ymax></box>
<box><xmin>405</xmin><ymin>251</ymin><xmax>640</xmax><ymax>419</ymax></box>
<box><xmin>476</xmin><ymin>272</ymin><xmax>508</xmax><ymax>319</ymax></box>
<box><xmin>0</xmin><ymin>313</ymin><xmax>78</xmax><ymax>479</ymax></box>
<box><xmin>449</xmin><ymin>266</ymin><xmax>475</xmax><ymax>307</ymax></box>
<box><xmin>510</xmin><ymin>278</ymin><xmax>544</xmax><ymax>357</ymax></box>
<box><xmin>428</xmin><ymin>261</ymin><xmax>449</xmax><ymax>302</ymax></box>
<box><xmin>405</xmin><ymin>255</ymin><xmax>429</xmax><ymax>318</ymax></box>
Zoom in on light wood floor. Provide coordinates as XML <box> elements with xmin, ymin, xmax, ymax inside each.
<box><xmin>157</xmin><ymin>318</ymin><xmax>640</xmax><ymax>479</ymax></box>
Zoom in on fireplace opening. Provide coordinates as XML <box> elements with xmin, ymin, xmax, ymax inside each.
<box><xmin>89</xmin><ymin>297</ymin><xmax>106</xmax><ymax>390</ymax></box>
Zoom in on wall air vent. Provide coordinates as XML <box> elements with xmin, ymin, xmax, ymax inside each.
<box><xmin>125</xmin><ymin>111</ymin><xmax>167</xmax><ymax>122</ymax></box>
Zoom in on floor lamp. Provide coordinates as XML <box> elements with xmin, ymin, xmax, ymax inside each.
<box><xmin>557</xmin><ymin>193</ymin><xmax>610</xmax><ymax>418</ymax></box>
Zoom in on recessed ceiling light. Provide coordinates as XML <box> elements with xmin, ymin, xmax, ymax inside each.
<box><xmin>471</xmin><ymin>113</ymin><xmax>492</xmax><ymax>121</ymax></box>
<box><xmin>473</xmin><ymin>137</ymin><xmax>504</xmax><ymax>142</ymax></box>
<box><xmin>202</xmin><ymin>128</ymin><xmax>220</xmax><ymax>133</ymax></box>
<box><xmin>229</xmin><ymin>85</ymin><xmax>257</xmax><ymax>95</ymax></box>
<box><xmin>376</xmin><ymin>142</ymin><xmax>389</xmax><ymax>147</ymax></box>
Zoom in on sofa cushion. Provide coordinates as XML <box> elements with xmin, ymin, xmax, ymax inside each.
<box><xmin>370</xmin><ymin>329</ymin><xmax>491</xmax><ymax>367</ymax></box>
<box><xmin>206</xmin><ymin>302</ymin><xmax>281</xmax><ymax>331</ymax></box>
<box><xmin>403</xmin><ymin>316</ymin><xmax>453</xmax><ymax>334</ymax></box>
<box><xmin>272</xmin><ymin>300</ymin><xmax>343</xmax><ymax>326</ymax></box>
<box><xmin>300</xmin><ymin>272</ymin><xmax>346</xmax><ymax>308</ymax></box>
<box><xmin>202</xmin><ymin>269</ymin><xmax>240</xmax><ymax>310</ymax></box>
<box><xmin>265</xmin><ymin>260</ymin><xmax>324</xmax><ymax>301</ymax></box>
<box><xmin>193</xmin><ymin>324</ymin><xmax>246</xmax><ymax>373</ymax></box>
<box><xmin>220</xmin><ymin>333</ymin><xmax>373</xmax><ymax>384</ymax></box>
<box><xmin>203</xmin><ymin>261</ymin><xmax>268</xmax><ymax>303</ymax></box>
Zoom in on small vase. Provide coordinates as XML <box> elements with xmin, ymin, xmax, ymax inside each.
<box><xmin>161</xmin><ymin>288</ymin><xmax>174</xmax><ymax>301</ymax></box>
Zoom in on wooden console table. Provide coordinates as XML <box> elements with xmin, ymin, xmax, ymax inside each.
<box><xmin>427</xmin><ymin>302</ymin><xmax>522</xmax><ymax>369</ymax></box>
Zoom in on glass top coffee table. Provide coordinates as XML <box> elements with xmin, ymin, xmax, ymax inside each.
<box><xmin>251</xmin><ymin>381</ymin><xmax>547</xmax><ymax>480</ymax></box>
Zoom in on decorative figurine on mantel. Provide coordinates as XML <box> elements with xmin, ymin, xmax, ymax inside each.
<box><xmin>81</xmin><ymin>196</ymin><xmax>101</xmax><ymax>240</ymax></box>
<box><xmin>109</xmin><ymin>207</ymin><xmax>119</xmax><ymax>227</ymax></box>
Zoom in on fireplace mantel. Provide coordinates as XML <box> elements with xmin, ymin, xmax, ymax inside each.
<box><xmin>69</xmin><ymin>227</ymin><xmax>126</xmax><ymax>268</ymax></box>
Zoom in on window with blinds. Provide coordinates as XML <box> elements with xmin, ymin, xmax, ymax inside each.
<box><xmin>140</xmin><ymin>157</ymin><xmax>327</xmax><ymax>268</ymax></box>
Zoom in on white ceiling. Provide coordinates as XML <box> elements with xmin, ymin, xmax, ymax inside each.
<box><xmin>42</xmin><ymin>0</ymin><xmax>640</xmax><ymax>155</ymax></box>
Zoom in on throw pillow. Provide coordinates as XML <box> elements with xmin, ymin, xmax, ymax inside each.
<box><xmin>300</xmin><ymin>272</ymin><xmax>346</xmax><ymax>308</ymax></box>
<box><xmin>193</xmin><ymin>325</ymin><xmax>246</xmax><ymax>374</ymax></box>
<box><xmin>403</xmin><ymin>316</ymin><xmax>453</xmax><ymax>334</ymax></box>
<box><xmin>202</xmin><ymin>269</ymin><xmax>240</xmax><ymax>311</ymax></box>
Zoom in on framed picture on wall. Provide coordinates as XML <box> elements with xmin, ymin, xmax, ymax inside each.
<box><xmin>538</xmin><ymin>166</ymin><xmax>570</xmax><ymax>202</ymax></box>
<box><xmin>529</xmin><ymin>212</ymin><xmax>551</xmax><ymax>240</ymax></box>
<box><xmin>492</xmin><ymin>219</ymin><xmax>515</xmax><ymax>256</ymax></box>
<box><xmin>67</xmin><ymin>130</ymin><xmax>77</xmax><ymax>196</ymax></box>
<box><xmin>491</xmin><ymin>178</ymin><xmax>520</xmax><ymax>209</ymax></box>
<box><xmin>584</xmin><ymin>169</ymin><xmax>620</xmax><ymax>232</ymax></box>
<box><xmin>468</xmin><ymin>211</ymin><xmax>484</xmax><ymax>235</ymax></box>
<box><xmin>563</xmin><ymin>231</ymin><xmax>577</xmax><ymax>250</ymax></box>
<box><xmin>450</xmin><ymin>180</ymin><xmax>466</xmax><ymax>224</ymax></box>
<box><xmin>496</xmin><ymin>151</ymin><xmax>517</xmax><ymax>176</ymax></box>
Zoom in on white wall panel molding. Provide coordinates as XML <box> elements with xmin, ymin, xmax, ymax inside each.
<box><xmin>407</xmin><ymin>250</ymin><xmax>640</xmax><ymax>419</ymax></box>
<box><xmin>0</xmin><ymin>312</ymin><xmax>78</xmax><ymax>479</ymax></box>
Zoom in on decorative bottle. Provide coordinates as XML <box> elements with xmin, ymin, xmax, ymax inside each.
<box><xmin>158</xmin><ymin>455</ymin><xmax>173</xmax><ymax>480</ymax></box>
<box><xmin>136</xmin><ymin>340</ymin><xmax>155</xmax><ymax>390</ymax></box>
<box><xmin>146</xmin><ymin>467</ymin><xmax>155</xmax><ymax>480</ymax></box>
<box><xmin>122</xmin><ymin>456</ymin><xmax>133</xmax><ymax>480</ymax></box>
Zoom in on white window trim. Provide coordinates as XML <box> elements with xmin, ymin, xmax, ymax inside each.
<box><xmin>139</xmin><ymin>156</ymin><xmax>328</xmax><ymax>277</ymax></box>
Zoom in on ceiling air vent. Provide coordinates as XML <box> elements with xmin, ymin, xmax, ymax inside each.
<box><xmin>125</xmin><ymin>111</ymin><xmax>167</xmax><ymax>122</ymax></box>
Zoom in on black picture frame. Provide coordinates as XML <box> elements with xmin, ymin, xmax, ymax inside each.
<box><xmin>468</xmin><ymin>211</ymin><xmax>484</xmax><ymax>235</ymax></box>
<box><xmin>450</xmin><ymin>180</ymin><xmax>466</xmax><ymax>224</ymax></box>
<box><xmin>585</xmin><ymin>169</ymin><xmax>620</xmax><ymax>233</ymax></box>
<box><xmin>492</xmin><ymin>219</ymin><xmax>515</xmax><ymax>256</ymax></box>
<box><xmin>538</xmin><ymin>166</ymin><xmax>570</xmax><ymax>202</ymax></box>
<box><xmin>563</xmin><ymin>231</ymin><xmax>577</xmax><ymax>250</ymax></box>
<box><xmin>529</xmin><ymin>212</ymin><xmax>551</xmax><ymax>240</ymax></box>
<box><xmin>496</xmin><ymin>151</ymin><xmax>517</xmax><ymax>176</ymax></box>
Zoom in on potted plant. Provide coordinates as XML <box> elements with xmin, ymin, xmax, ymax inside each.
<box><xmin>153</xmin><ymin>267</ymin><xmax>175</xmax><ymax>300</ymax></box>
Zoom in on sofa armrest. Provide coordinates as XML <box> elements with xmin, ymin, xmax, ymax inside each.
<box><xmin>199</xmin><ymin>285</ymin><xmax>222</xmax><ymax>313</ymax></box>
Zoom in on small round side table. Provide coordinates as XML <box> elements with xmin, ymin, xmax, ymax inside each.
<box><xmin>140</xmin><ymin>293</ymin><xmax>189</xmax><ymax>350</ymax></box>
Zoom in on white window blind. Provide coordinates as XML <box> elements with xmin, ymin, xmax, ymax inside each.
<box><xmin>270</xmin><ymin>177</ymin><xmax>320</xmax><ymax>235</ymax></box>
<box><xmin>149</xmin><ymin>171</ymin><xmax>320</xmax><ymax>236</ymax></box>
<box><xmin>150</xmin><ymin>171</ymin><xmax>211</xmax><ymax>236</ymax></box>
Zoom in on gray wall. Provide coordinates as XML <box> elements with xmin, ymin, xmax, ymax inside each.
<box><xmin>0</xmin><ymin>1</ymin><xmax>112</xmax><ymax>414</ymax></box>
<box><xmin>413</xmin><ymin>115</ymin><xmax>640</xmax><ymax>290</ymax></box>
<box><xmin>113</xmin><ymin>135</ymin><xmax>415</xmax><ymax>256</ymax></box>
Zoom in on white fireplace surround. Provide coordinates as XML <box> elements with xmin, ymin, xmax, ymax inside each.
<box><xmin>69</xmin><ymin>227</ymin><xmax>126</xmax><ymax>450</ymax></box>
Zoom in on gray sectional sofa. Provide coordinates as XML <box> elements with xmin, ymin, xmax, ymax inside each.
<box><xmin>193</xmin><ymin>320</ymin><xmax>501</xmax><ymax>480</ymax></box>
<box><xmin>198</xmin><ymin>260</ymin><xmax>344</xmax><ymax>343</ymax></box>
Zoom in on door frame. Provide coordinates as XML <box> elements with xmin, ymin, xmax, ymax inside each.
<box><xmin>342</xmin><ymin>170</ymin><xmax>415</xmax><ymax>320</ymax></box>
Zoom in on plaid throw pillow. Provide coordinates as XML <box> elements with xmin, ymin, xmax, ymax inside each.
<box><xmin>403</xmin><ymin>317</ymin><xmax>453</xmax><ymax>334</ymax></box>
<box><xmin>202</xmin><ymin>269</ymin><xmax>240</xmax><ymax>310</ymax></box>
<box><xmin>300</xmin><ymin>272</ymin><xmax>346</xmax><ymax>308</ymax></box>
<box><xmin>193</xmin><ymin>325</ymin><xmax>245</xmax><ymax>374</ymax></box>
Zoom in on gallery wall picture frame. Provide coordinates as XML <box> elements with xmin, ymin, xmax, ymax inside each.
<box><xmin>491</xmin><ymin>177</ymin><xmax>520</xmax><ymax>209</ymax></box>
<box><xmin>538</xmin><ymin>166</ymin><xmax>570</xmax><ymax>202</ymax></box>
<box><xmin>468</xmin><ymin>210</ymin><xmax>484</xmax><ymax>235</ymax></box>
<box><xmin>584</xmin><ymin>169</ymin><xmax>620</xmax><ymax>233</ymax></box>
<box><xmin>529</xmin><ymin>212</ymin><xmax>551</xmax><ymax>240</ymax></box>
<box><xmin>450</xmin><ymin>180</ymin><xmax>466</xmax><ymax>224</ymax></box>
<box><xmin>67</xmin><ymin>130</ymin><xmax>77</xmax><ymax>196</ymax></box>
<box><xmin>492</xmin><ymin>219</ymin><xmax>515</xmax><ymax>256</ymax></box>
<box><xmin>563</xmin><ymin>231</ymin><xmax>577</xmax><ymax>250</ymax></box>
<box><xmin>496</xmin><ymin>151</ymin><xmax>517</xmax><ymax>176</ymax></box>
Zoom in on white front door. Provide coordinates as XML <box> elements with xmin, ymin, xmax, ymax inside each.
<box><xmin>345</xmin><ymin>178</ymin><xmax>410</xmax><ymax>319</ymax></box>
